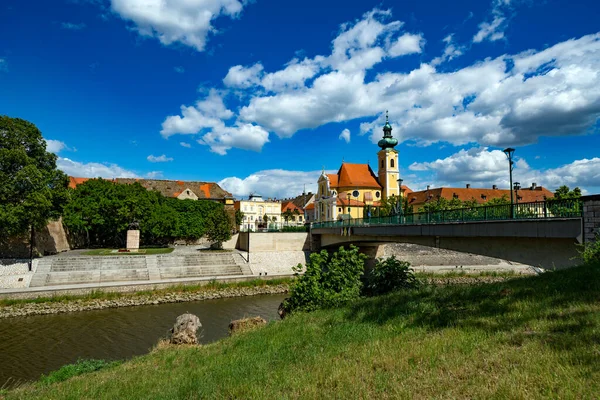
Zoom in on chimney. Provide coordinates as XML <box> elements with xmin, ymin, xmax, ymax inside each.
<box><xmin>466</xmin><ymin>184</ymin><xmax>471</xmax><ymax>189</ymax></box>
<box><xmin>427</xmin><ymin>185</ymin><xmax>430</xmax><ymax>190</ymax></box>
<box><xmin>492</xmin><ymin>184</ymin><xmax>498</xmax><ymax>190</ymax></box>
<box><xmin>531</xmin><ymin>183</ymin><xmax>537</xmax><ymax>190</ymax></box>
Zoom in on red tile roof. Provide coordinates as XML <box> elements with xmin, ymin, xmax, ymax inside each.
<box><xmin>282</xmin><ymin>201</ymin><xmax>303</xmax><ymax>213</ymax></box>
<box><xmin>68</xmin><ymin>176</ymin><xmax>91</xmax><ymax>189</ymax></box>
<box><xmin>326</xmin><ymin>174</ymin><xmax>339</xmax><ymax>187</ymax></box>
<box><xmin>406</xmin><ymin>186</ymin><xmax>554</xmax><ymax>208</ymax></box>
<box><xmin>335</xmin><ymin>163</ymin><xmax>382</xmax><ymax>189</ymax></box>
<box><xmin>305</xmin><ymin>203</ymin><xmax>316</xmax><ymax>210</ymax></box>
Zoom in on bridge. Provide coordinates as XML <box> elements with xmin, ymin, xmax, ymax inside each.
<box><xmin>310</xmin><ymin>196</ymin><xmax>600</xmax><ymax>269</ymax></box>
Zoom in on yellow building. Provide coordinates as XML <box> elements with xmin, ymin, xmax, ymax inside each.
<box><xmin>314</xmin><ymin>112</ymin><xmax>403</xmax><ymax>222</ymax></box>
<box><xmin>234</xmin><ymin>194</ymin><xmax>282</xmax><ymax>231</ymax></box>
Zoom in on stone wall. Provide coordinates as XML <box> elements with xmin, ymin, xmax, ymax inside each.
<box><xmin>0</xmin><ymin>218</ymin><xmax>70</xmax><ymax>258</ymax></box>
<box><xmin>237</xmin><ymin>232</ymin><xmax>310</xmax><ymax>252</ymax></box>
<box><xmin>582</xmin><ymin>195</ymin><xmax>600</xmax><ymax>243</ymax></box>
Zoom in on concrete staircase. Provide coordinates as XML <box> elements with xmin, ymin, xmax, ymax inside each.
<box><xmin>29</xmin><ymin>252</ymin><xmax>251</xmax><ymax>287</ymax></box>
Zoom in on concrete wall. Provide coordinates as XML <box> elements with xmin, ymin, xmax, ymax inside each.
<box><xmin>583</xmin><ymin>195</ymin><xmax>600</xmax><ymax>243</ymax></box>
<box><xmin>0</xmin><ymin>218</ymin><xmax>70</xmax><ymax>258</ymax></box>
<box><xmin>237</xmin><ymin>232</ymin><xmax>310</xmax><ymax>252</ymax></box>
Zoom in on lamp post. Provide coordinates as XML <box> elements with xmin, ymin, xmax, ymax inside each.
<box><xmin>514</xmin><ymin>182</ymin><xmax>521</xmax><ymax>216</ymax></box>
<box><xmin>503</xmin><ymin>148</ymin><xmax>515</xmax><ymax>218</ymax></box>
<box><xmin>397</xmin><ymin>178</ymin><xmax>404</xmax><ymax>224</ymax></box>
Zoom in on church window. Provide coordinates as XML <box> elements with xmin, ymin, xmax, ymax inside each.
<box><xmin>376</xmin><ymin>191</ymin><xmax>380</xmax><ymax>198</ymax></box>
<box><xmin>352</xmin><ymin>190</ymin><xmax>359</xmax><ymax>198</ymax></box>
<box><xmin>390</xmin><ymin>159</ymin><xmax>395</xmax><ymax>168</ymax></box>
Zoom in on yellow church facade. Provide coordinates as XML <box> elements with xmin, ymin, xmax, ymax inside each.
<box><xmin>313</xmin><ymin>112</ymin><xmax>403</xmax><ymax>222</ymax></box>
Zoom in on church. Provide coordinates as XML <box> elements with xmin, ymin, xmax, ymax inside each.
<box><xmin>313</xmin><ymin>112</ymin><xmax>407</xmax><ymax>222</ymax></box>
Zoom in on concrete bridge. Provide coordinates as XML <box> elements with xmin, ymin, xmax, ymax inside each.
<box><xmin>310</xmin><ymin>195</ymin><xmax>600</xmax><ymax>269</ymax></box>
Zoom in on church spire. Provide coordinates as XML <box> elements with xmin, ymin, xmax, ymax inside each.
<box><xmin>378</xmin><ymin>110</ymin><xmax>398</xmax><ymax>149</ymax></box>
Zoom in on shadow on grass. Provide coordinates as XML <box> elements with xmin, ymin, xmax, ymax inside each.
<box><xmin>346</xmin><ymin>264</ymin><xmax>600</xmax><ymax>365</ymax></box>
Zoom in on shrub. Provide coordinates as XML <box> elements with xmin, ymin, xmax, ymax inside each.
<box><xmin>578</xmin><ymin>233</ymin><xmax>600</xmax><ymax>265</ymax></box>
<box><xmin>39</xmin><ymin>359</ymin><xmax>121</xmax><ymax>385</ymax></box>
<box><xmin>282</xmin><ymin>245</ymin><xmax>367</xmax><ymax>313</ymax></box>
<box><xmin>365</xmin><ymin>256</ymin><xmax>418</xmax><ymax>296</ymax></box>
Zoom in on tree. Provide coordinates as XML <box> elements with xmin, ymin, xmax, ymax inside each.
<box><xmin>282</xmin><ymin>209</ymin><xmax>293</xmax><ymax>225</ymax></box>
<box><xmin>235</xmin><ymin>209</ymin><xmax>244</xmax><ymax>228</ymax></box>
<box><xmin>554</xmin><ymin>185</ymin><xmax>582</xmax><ymax>200</ymax></box>
<box><xmin>0</xmin><ymin>116</ymin><xmax>69</xmax><ymax>251</ymax></box>
<box><xmin>205</xmin><ymin>206</ymin><xmax>233</xmax><ymax>249</ymax></box>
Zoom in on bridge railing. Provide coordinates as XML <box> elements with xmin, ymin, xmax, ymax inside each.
<box><xmin>311</xmin><ymin>199</ymin><xmax>583</xmax><ymax>229</ymax></box>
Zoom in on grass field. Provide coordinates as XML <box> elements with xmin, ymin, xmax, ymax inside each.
<box><xmin>4</xmin><ymin>264</ymin><xmax>599</xmax><ymax>399</ymax></box>
<box><xmin>81</xmin><ymin>248</ymin><xmax>174</xmax><ymax>256</ymax></box>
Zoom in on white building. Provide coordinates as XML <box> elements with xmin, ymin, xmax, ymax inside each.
<box><xmin>234</xmin><ymin>194</ymin><xmax>282</xmax><ymax>231</ymax></box>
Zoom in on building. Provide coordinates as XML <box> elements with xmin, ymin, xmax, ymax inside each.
<box><xmin>68</xmin><ymin>177</ymin><xmax>234</xmax><ymax>205</ymax></box>
<box><xmin>234</xmin><ymin>194</ymin><xmax>282</xmax><ymax>231</ymax></box>
<box><xmin>313</xmin><ymin>112</ymin><xmax>404</xmax><ymax>222</ymax></box>
<box><xmin>406</xmin><ymin>183</ymin><xmax>553</xmax><ymax>210</ymax></box>
<box><xmin>281</xmin><ymin>201</ymin><xmax>305</xmax><ymax>226</ymax></box>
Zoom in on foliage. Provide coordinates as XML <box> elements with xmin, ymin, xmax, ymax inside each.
<box><xmin>365</xmin><ymin>256</ymin><xmax>418</xmax><ymax>296</ymax></box>
<box><xmin>282</xmin><ymin>209</ymin><xmax>293</xmax><ymax>223</ymax></box>
<box><xmin>39</xmin><ymin>359</ymin><xmax>122</xmax><ymax>385</ymax></box>
<box><xmin>282</xmin><ymin>245</ymin><xmax>366</xmax><ymax>313</ymax></box>
<box><xmin>205</xmin><ymin>207</ymin><xmax>233</xmax><ymax>248</ymax></box>
<box><xmin>0</xmin><ymin>116</ymin><xmax>69</xmax><ymax>243</ymax></box>
<box><xmin>281</xmin><ymin>225</ymin><xmax>308</xmax><ymax>232</ymax></box>
<box><xmin>63</xmin><ymin>179</ymin><xmax>231</xmax><ymax>247</ymax></box>
<box><xmin>235</xmin><ymin>209</ymin><xmax>244</xmax><ymax>227</ymax></box>
<box><xmin>547</xmin><ymin>185</ymin><xmax>582</xmax><ymax>217</ymax></box>
<box><xmin>554</xmin><ymin>185</ymin><xmax>582</xmax><ymax>200</ymax></box>
<box><xmin>578</xmin><ymin>233</ymin><xmax>600</xmax><ymax>265</ymax></box>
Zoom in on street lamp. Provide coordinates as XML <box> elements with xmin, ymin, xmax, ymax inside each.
<box><xmin>503</xmin><ymin>147</ymin><xmax>515</xmax><ymax>217</ymax></box>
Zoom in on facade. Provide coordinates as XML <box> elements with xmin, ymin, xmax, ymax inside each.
<box><xmin>281</xmin><ymin>201</ymin><xmax>305</xmax><ymax>226</ymax></box>
<box><xmin>234</xmin><ymin>194</ymin><xmax>282</xmax><ymax>231</ymax></box>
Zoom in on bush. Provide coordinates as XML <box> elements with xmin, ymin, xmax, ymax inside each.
<box><xmin>282</xmin><ymin>245</ymin><xmax>367</xmax><ymax>313</ymax></box>
<box><xmin>578</xmin><ymin>234</ymin><xmax>600</xmax><ymax>265</ymax></box>
<box><xmin>365</xmin><ymin>256</ymin><xmax>418</xmax><ymax>296</ymax></box>
<box><xmin>281</xmin><ymin>225</ymin><xmax>308</xmax><ymax>232</ymax></box>
<box><xmin>39</xmin><ymin>359</ymin><xmax>121</xmax><ymax>385</ymax></box>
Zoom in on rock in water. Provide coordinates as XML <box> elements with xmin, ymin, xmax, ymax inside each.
<box><xmin>170</xmin><ymin>313</ymin><xmax>202</xmax><ymax>345</ymax></box>
<box><xmin>228</xmin><ymin>316</ymin><xmax>267</xmax><ymax>335</ymax></box>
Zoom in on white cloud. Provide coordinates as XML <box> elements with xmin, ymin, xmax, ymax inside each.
<box><xmin>57</xmin><ymin>157</ymin><xmax>138</xmax><ymax>178</ymax></box>
<box><xmin>339</xmin><ymin>128</ymin><xmax>351</xmax><ymax>143</ymax></box>
<box><xmin>179</xmin><ymin>142</ymin><xmax>191</xmax><ymax>148</ymax></box>
<box><xmin>431</xmin><ymin>34</ymin><xmax>465</xmax><ymax>66</ymax></box>
<box><xmin>198</xmin><ymin>122</ymin><xmax>269</xmax><ymax>155</ymax></box>
<box><xmin>388</xmin><ymin>33</ymin><xmax>425</xmax><ymax>57</ymax></box>
<box><xmin>147</xmin><ymin>154</ymin><xmax>173</xmax><ymax>163</ymax></box>
<box><xmin>61</xmin><ymin>22</ymin><xmax>86</xmax><ymax>30</ymax></box>
<box><xmin>223</xmin><ymin>63</ymin><xmax>264</xmax><ymax>88</ymax></box>
<box><xmin>46</xmin><ymin>139</ymin><xmax>68</xmax><ymax>154</ymax></box>
<box><xmin>219</xmin><ymin>169</ymin><xmax>322</xmax><ymax>199</ymax></box>
<box><xmin>146</xmin><ymin>171</ymin><xmax>163</xmax><ymax>179</ymax></box>
<box><xmin>110</xmin><ymin>0</ymin><xmax>247</xmax><ymax>52</ymax></box>
<box><xmin>409</xmin><ymin>147</ymin><xmax>600</xmax><ymax>193</ymax></box>
<box><xmin>174</xmin><ymin>66</ymin><xmax>185</xmax><ymax>74</ymax></box>
<box><xmin>473</xmin><ymin>16</ymin><xmax>505</xmax><ymax>43</ymax></box>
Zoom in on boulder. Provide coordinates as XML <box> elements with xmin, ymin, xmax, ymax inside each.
<box><xmin>169</xmin><ymin>313</ymin><xmax>202</xmax><ymax>345</ymax></box>
<box><xmin>228</xmin><ymin>316</ymin><xmax>267</xmax><ymax>335</ymax></box>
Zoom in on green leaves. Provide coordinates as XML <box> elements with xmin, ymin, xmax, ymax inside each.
<box><xmin>366</xmin><ymin>256</ymin><xmax>418</xmax><ymax>296</ymax></box>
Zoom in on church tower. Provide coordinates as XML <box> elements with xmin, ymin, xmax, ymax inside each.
<box><xmin>377</xmin><ymin>111</ymin><xmax>400</xmax><ymax>201</ymax></box>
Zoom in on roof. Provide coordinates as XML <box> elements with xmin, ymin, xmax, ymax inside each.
<box><xmin>68</xmin><ymin>176</ymin><xmax>232</xmax><ymax>200</ymax></box>
<box><xmin>305</xmin><ymin>203</ymin><xmax>316</xmax><ymax>211</ymax></box>
<box><xmin>291</xmin><ymin>192</ymin><xmax>314</xmax><ymax>208</ymax></box>
<box><xmin>334</xmin><ymin>163</ymin><xmax>382</xmax><ymax>189</ymax></box>
<box><xmin>282</xmin><ymin>201</ymin><xmax>303</xmax><ymax>213</ymax></box>
<box><xmin>326</xmin><ymin>174</ymin><xmax>339</xmax><ymax>187</ymax></box>
<box><xmin>406</xmin><ymin>186</ymin><xmax>554</xmax><ymax>208</ymax></box>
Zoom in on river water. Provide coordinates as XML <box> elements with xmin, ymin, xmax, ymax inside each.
<box><xmin>0</xmin><ymin>294</ymin><xmax>286</xmax><ymax>388</ymax></box>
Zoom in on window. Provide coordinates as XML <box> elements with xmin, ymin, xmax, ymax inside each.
<box><xmin>375</xmin><ymin>191</ymin><xmax>380</xmax><ymax>198</ymax></box>
<box><xmin>338</xmin><ymin>207</ymin><xmax>342</xmax><ymax>212</ymax></box>
<box><xmin>391</xmin><ymin>159</ymin><xmax>395</xmax><ymax>168</ymax></box>
<box><xmin>453</xmin><ymin>193</ymin><xmax>459</xmax><ymax>199</ymax></box>
<box><xmin>481</xmin><ymin>194</ymin><xmax>487</xmax><ymax>200</ymax></box>
<box><xmin>381</xmin><ymin>160</ymin><xmax>384</xmax><ymax>168</ymax></box>
<box><xmin>352</xmin><ymin>190</ymin><xmax>359</xmax><ymax>198</ymax></box>
<box><xmin>348</xmin><ymin>208</ymin><xmax>351</xmax><ymax>212</ymax></box>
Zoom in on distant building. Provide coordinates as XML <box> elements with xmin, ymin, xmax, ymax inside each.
<box><xmin>68</xmin><ymin>177</ymin><xmax>234</xmax><ymax>205</ymax></box>
<box><xmin>281</xmin><ymin>201</ymin><xmax>305</xmax><ymax>226</ymax></box>
<box><xmin>234</xmin><ymin>194</ymin><xmax>282</xmax><ymax>231</ymax></box>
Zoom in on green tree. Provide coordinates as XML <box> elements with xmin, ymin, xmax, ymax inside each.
<box><xmin>205</xmin><ymin>206</ymin><xmax>233</xmax><ymax>249</ymax></box>
<box><xmin>234</xmin><ymin>209</ymin><xmax>244</xmax><ymax>227</ymax></box>
<box><xmin>0</xmin><ymin>116</ymin><xmax>69</xmax><ymax>248</ymax></box>
<box><xmin>554</xmin><ymin>185</ymin><xmax>582</xmax><ymax>199</ymax></box>
<box><xmin>282</xmin><ymin>209</ymin><xmax>293</xmax><ymax>225</ymax></box>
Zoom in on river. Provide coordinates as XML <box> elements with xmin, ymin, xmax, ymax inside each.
<box><xmin>0</xmin><ymin>293</ymin><xmax>287</xmax><ymax>388</ymax></box>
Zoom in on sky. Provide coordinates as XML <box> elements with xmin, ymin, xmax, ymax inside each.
<box><xmin>1</xmin><ymin>0</ymin><xmax>599</xmax><ymax>199</ymax></box>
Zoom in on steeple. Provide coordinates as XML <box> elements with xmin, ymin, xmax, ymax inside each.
<box><xmin>378</xmin><ymin>110</ymin><xmax>398</xmax><ymax>150</ymax></box>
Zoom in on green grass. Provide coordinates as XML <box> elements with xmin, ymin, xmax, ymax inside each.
<box><xmin>81</xmin><ymin>248</ymin><xmax>174</xmax><ymax>256</ymax></box>
<box><xmin>6</xmin><ymin>264</ymin><xmax>599</xmax><ymax>399</ymax></box>
<box><xmin>39</xmin><ymin>360</ymin><xmax>122</xmax><ymax>386</ymax></box>
<box><xmin>0</xmin><ymin>278</ymin><xmax>292</xmax><ymax>307</ymax></box>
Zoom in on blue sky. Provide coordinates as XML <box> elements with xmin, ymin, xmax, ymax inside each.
<box><xmin>1</xmin><ymin>0</ymin><xmax>599</xmax><ymax>198</ymax></box>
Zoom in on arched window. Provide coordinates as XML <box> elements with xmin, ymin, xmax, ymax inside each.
<box><xmin>391</xmin><ymin>159</ymin><xmax>395</xmax><ymax>168</ymax></box>
<box><xmin>381</xmin><ymin>160</ymin><xmax>384</xmax><ymax>168</ymax></box>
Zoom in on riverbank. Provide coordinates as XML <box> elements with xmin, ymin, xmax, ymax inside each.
<box><xmin>0</xmin><ymin>280</ymin><xmax>290</xmax><ymax>319</ymax></box>
<box><xmin>5</xmin><ymin>264</ymin><xmax>598</xmax><ymax>399</ymax></box>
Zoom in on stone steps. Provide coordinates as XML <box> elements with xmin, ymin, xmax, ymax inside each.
<box><xmin>159</xmin><ymin>265</ymin><xmax>243</xmax><ymax>279</ymax></box>
<box><xmin>33</xmin><ymin>269</ymin><xmax>151</xmax><ymax>287</ymax></box>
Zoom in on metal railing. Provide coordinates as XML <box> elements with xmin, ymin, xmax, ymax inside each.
<box><xmin>311</xmin><ymin>199</ymin><xmax>583</xmax><ymax>229</ymax></box>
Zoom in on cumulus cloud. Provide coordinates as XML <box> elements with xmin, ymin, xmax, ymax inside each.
<box><xmin>339</xmin><ymin>128</ymin><xmax>351</xmax><ymax>143</ymax></box>
<box><xmin>388</xmin><ymin>33</ymin><xmax>425</xmax><ymax>57</ymax></box>
<box><xmin>146</xmin><ymin>171</ymin><xmax>163</xmax><ymax>179</ymax></box>
<box><xmin>147</xmin><ymin>154</ymin><xmax>173</xmax><ymax>163</ymax></box>
<box><xmin>163</xmin><ymin>8</ymin><xmax>600</xmax><ymax>155</ymax></box>
<box><xmin>57</xmin><ymin>157</ymin><xmax>138</xmax><ymax>178</ymax></box>
<box><xmin>45</xmin><ymin>139</ymin><xmax>68</xmax><ymax>154</ymax></box>
<box><xmin>110</xmin><ymin>0</ymin><xmax>247</xmax><ymax>51</ymax></box>
<box><xmin>410</xmin><ymin>147</ymin><xmax>600</xmax><ymax>193</ymax></box>
<box><xmin>219</xmin><ymin>169</ymin><xmax>322</xmax><ymax>199</ymax></box>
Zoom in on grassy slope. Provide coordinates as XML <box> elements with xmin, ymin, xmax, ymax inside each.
<box><xmin>6</xmin><ymin>265</ymin><xmax>600</xmax><ymax>399</ymax></box>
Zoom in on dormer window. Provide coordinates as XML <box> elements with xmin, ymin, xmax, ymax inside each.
<box><xmin>453</xmin><ymin>193</ymin><xmax>459</xmax><ymax>199</ymax></box>
<box><xmin>481</xmin><ymin>194</ymin><xmax>487</xmax><ymax>200</ymax></box>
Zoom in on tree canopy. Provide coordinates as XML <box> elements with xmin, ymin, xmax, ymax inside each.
<box><xmin>0</xmin><ymin>116</ymin><xmax>69</xmax><ymax>242</ymax></box>
<box><xmin>554</xmin><ymin>185</ymin><xmax>582</xmax><ymax>199</ymax></box>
